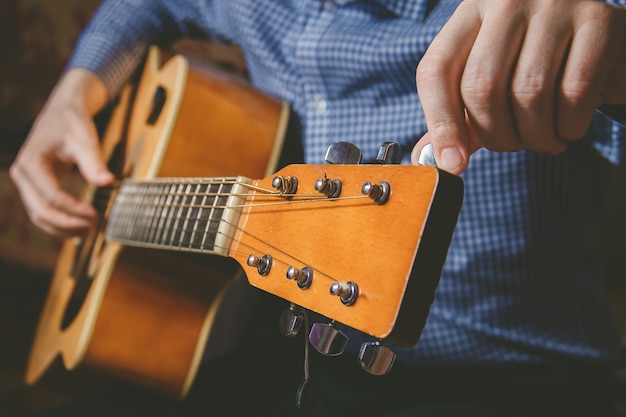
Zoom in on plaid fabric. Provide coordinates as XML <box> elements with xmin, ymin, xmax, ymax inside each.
<box><xmin>69</xmin><ymin>0</ymin><xmax>626</xmax><ymax>367</ymax></box>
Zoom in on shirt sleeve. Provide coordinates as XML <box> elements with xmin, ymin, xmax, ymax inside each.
<box><xmin>65</xmin><ymin>0</ymin><xmax>228</xmax><ymax>98</ymax></box>
<box><xmin>589</xmin><ymin>112</ymin><xmax>626</xmax><ymax>166</ymax></box>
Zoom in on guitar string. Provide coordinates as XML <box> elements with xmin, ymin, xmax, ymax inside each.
<box><xmin>93</xmin><ymin>179</ymin><xmax>303</xmax><ymax>198</ymax></box>
<box><xmin>98</xmin><ymin>194</ymin><xmax>371</xmax><ymax>254</ymax></box>
<box><xmin>107</xmin><ymin>216</ymin><xmax>340</xmax><ymax>286</ymax></box>
<box><xmin>216</xmin><ymin>240</ymin><xmax>337</xmax><ymax>287</ymax></box>
<box><xmin>100</xmin><ymin>193</ymin><xmax>370</xmax><ymax>255</ymax></box>
<box><xmin>93</xmin><ymin>185</ymin><xmax>346</xmax><ymax>201</ymax></box>
<box><xmin>96</xmin><ymin>193</ymin><xmax>369</xmax><ymax>210</ymax></box>
<box><xmin>101</xmin><ymin>183</ymin><xmax>372</xmax><ymax>285</ymax></box>
<box><xmin>101</xmin><ymin>177</ymin><xmax>371</xmax><ymax>216</ymax></box>
<box><xmin>217</xmin><ymin>216</ymin><xmax>337</xmax><ymax>283</ymax></box>
<box><xmin>107</xmin><ymin>229</ymin><xmax>337</xmax><ymax>285</ymax></box>
<box><xmin>93</xmin><ymin>175</ymin><xmax>373</xmax><ymax>200</ymax></box>
<box><xmin>93</xmin><ymin>179</ymin><xmax>372</xmax><ymax>222</ymax></box>
<box><xmin>106</xmin><ymin>192</ymin><xmax>364</xmax><ymax>267</ymax></box>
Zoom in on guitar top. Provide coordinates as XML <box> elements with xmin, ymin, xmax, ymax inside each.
<box><xmin>25</xmin><ymin>46</ymin><xmax>463</xmax><ymax>398</ymax></box>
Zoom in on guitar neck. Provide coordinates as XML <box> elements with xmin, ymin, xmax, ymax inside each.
<box><xmin>105</xmin><ymin>176</ymin><xmax>252</xmax><ymax>256</ymax></box>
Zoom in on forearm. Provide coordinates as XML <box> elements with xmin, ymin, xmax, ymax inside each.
<box><xmin>66</xmin><ymin>0</ymin><xmax>203</xmax><ymax>99</ymax></box>
<box><xmin>51</xmin><ymin>68</ymin><xmax>109</xmax><ymax>118</ymax></box>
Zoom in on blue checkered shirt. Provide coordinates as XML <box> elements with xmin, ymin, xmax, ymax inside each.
<box><xmin>69</xmin><ymin>0</ymin><xmax>626</xmax><ymax>368</ymax></box>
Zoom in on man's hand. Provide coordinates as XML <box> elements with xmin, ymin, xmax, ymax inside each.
<box><xmin>412</xmin><ymin>0</ymin><xmax>626</xmax><ymax>174</ymax></box>
<box><xmin>9</xmin><ymin>68</ymin><xmax>114</xmax><ymax>237</ymax></box>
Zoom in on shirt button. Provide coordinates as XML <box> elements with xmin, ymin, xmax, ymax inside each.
<box><xmin>313</xmin><ymin>99</ymin><xmax>328</xmax><ymax>114</ymax></box>
<box><xmin>323</xmin><ymin>0</ymin><xmax>336</xmax><ymax>12</ymax></box>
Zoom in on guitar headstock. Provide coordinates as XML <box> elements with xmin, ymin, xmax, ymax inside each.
<box><xmin>229</xmin><ymin>142</ymin><xmax>464</xmax><ymax>356</ymax></box>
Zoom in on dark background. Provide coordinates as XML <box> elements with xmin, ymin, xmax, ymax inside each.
<box><xmin>1</xmin><ymin>1</ymin><xmax>625</xmax><ymax>416</ymax></box>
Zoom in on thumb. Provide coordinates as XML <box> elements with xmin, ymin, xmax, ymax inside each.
<box><xmin>411</xmin><ymin>121</ymin><xmax>483</xmax><ymax>174</ymax></box>
<box><xmin>69</xmin><ymin>130</ymin><xmax>114</xmax><ymax>186</ymax></box>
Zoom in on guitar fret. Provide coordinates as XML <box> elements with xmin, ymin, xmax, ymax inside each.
<box><xmin>178</xmin><ymin>184</ymin><xmax>194</xmax><ymax>247</ymax></box>
<box><xmin>175</xmin><ymin>185</ymin><xmax>186</xmax><ymax>247</ymax></box>
<box><xmin>176</xmin><ymin>184</ymin><xmax>192</xmax><ymax>247</ymax></box>
<box><xmin>136</xmin><ymin>184</ymin><xmax>149</xmax><ymax>242</ymax></box>
<box><xmin>154</xmin><ymin>184</ymin><xmax>171</xmax><ymax>245</ymax></box>
<box><xmin>128</xmin><ymin>184</ymin><xmax>142</xmax><ymax>241</ymax></box>
<box><xmin>213</xmin><ymin>183</ymin><xmax>228</xmax><ymax>250</ymax></box>
<box><xmin>188</xmin><ymin>183</ymin><xmax>204</xmax><ymax>249</ymax></box>
<box><xmin>114</xmin><ymin>184</ymin><xmax>127</xmax><ymax>240</ymax></box>
<box><xmin>139</xmin><ymin>183</ymin><xmax>155</xmax><ymax>244</ymax></box>
<box><xmin>131</xmin><ymin>184</ymin><xmax>143</xmax><ymax>242</ymax></box>
<box><xmin>207</xmin><ymin>183</ymin><xmax>220</xmax><ymax>249</ymax></box>
<box><xmin>109</xmin><ymin>186</ymin><xmax>122</xmax><ymax>239</ymax></box>
<box><xmin>199</xmin><ymin>183</ymin><xmax>216</xmax><ymax>252</ymax></box>
<box><xmin>193</xmin><ymin>184</ymin><xmax>207</xmax><ymax>250</ymax></box>
<box><xmin>161</xmin><ymin>184</ymin><xmax>178</xmax><ymax>246</ymax></box>
<box><xmin>105</xmin><ymin>177</ymin><xmax>251</xmax><ymax>257</ymax></box>
<box><xmin>147</xmin><ymin>184</ymin><xmax>166</xmax><ymax>245</ymax></box>
<box><xmin>146</xmin><ymin>183</ymin><xmax>161</xmax><ymax>244</ymax></box>
<box><xmin>137</xmin><ymin>184</ymin><xmax>150</xmax><ymax>242</ymax></box>
<box><xmin>166</xmin><ymin>184</ymin><xmax>184</xmax><ymax>247</ymax></box>
<box><xmin>201</xmin><ymin>182</ymin><xmax>222</xmax><ymax>251</ymax></box>
<box><xmin>189</xmin><ymin>186</ymin><xmax>202</xmax><ymax>238</ymax></box>
<box><xmin>156</xmin><ymin>185</ymin><xmax>173</xmax><ymax>245</ymax></box>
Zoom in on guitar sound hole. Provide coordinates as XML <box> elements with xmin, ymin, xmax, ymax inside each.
<box><xmin>60</xmin><ymin>235</ymin><xmax>100</xmax><ymax>331</ymax></box>
<box><xmin>60</xmin><ymin>280</ymin><xmax>92</xmax><ymax>331</ymax></box>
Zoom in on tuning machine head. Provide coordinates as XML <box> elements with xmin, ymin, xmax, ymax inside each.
<box><xmin>324</xmin><ymin>142</ymin><xmax>363</xmax><ymax>165</ymax></box>
<box><xmin>376</xmin><ymin>141</ymin><xmax>403</xmax><ymax>164</ymax></box>
<box><xmin>358</xmin><ymin>341</ymin><xmax>396</xmax><ymax>376</ymax></box>
<box><xmin>309</xmin><ymin>322</ymin><xmax>349</xmax><ymax>356</ymax></box>
<box><xmin>417</xmin><ymin>143</ymin><xmax>438</xmax><ymax>167</ymax></box>
<box><xmin>279</xmin><ymin>303</ymin><xmax>305</xmax><ymax>337</ymax></box>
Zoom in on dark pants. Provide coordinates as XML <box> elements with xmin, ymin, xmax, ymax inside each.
<box><xmin>310</xmin><ymin>355</ymin><xmax>621</xmax><ymax>417</ymax></box>
<box><xmin>35</xmin><ymin>296</ymin><xmax>622</xmax><ymax>417</ymax></box>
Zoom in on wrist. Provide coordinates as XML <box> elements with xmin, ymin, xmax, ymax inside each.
<box><xmin>53</xmin><ymin>68</ymin><xmax>109</xmax><ymax>116</ymax></box>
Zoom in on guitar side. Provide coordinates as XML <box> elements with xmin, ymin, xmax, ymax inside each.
<box><xmin>25</xmin><ymin>47</ymin><xmax>289</xmax><ymax>397</ymax></box>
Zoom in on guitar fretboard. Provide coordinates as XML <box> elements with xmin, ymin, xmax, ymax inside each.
<box><xmin>105</xmin><ymin>176</ymin><xmax>251</xmax><ymax>256</ymax></box>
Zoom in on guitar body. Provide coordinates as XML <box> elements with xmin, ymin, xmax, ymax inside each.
<box><xmin>25</xmin><ymin>48</ymin><xmax>289</xmax><ymax>397</ymax></box>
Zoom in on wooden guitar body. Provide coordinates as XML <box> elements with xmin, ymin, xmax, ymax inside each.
<box><xmin>25</xmin><ymin>48</ymin><xmax>289</xmax><ymax>398</ymax></box>
<box><xmin>26</xmin><ymin>47</ymin><xmax>465</xmax><ymax>400</ymax></box>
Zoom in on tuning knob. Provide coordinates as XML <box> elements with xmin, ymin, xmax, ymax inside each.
<box><xmin>376</xmin><ymin>142</ymin><xmax>403</xmax><ymax>164</ymax></box>
<box><xmin>417</xmin><ymin>143</ymin><xmax>438</xmax><ymax>167</ymax></box>
<box><xmin>358</xmin><ymin>341</ymin><xmax>396</xmax><ymax>376</ymax></box>
<box><xmin>329</xmin><ymin>281</ymin><xmax>358</xmax><ymax>305</ymax></box>
<box><xmin>279</xmin><ymin>304</ymin><xmax>304</xmax><ymax>337</ymax></box>
<box><xmin>309</xmin><ymin>322</ymin><xmax>349</xmax><ymax>356</ymax></box>
<box><xmin>324</xmin><ymin>142</ymin><xmax>363</xmax><ymax>165</ymax></box>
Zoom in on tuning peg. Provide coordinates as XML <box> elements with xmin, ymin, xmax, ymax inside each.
<box><xmin>324</xmin><ymin>142</ymin><xmax>363</xmax><ymax>165</ymax></box>
<box><xmin>358</xmin><ymin>341</ymin><xmax>396</xmax><ymax>376</ymax></box>
<box><xmin>309</xmin><ymin>322</ymin><xmax>349</xmax><ymax>356</ymax></box>
<box><xmin>376</xmin><ymin>142</ymin><xmax>403</xmax><ymax>164</ymax></box>
<box><xmin>279</xmin><ymin>304</ymin><xmax>304</xmax><ymax>337</ymax></box>
<box><xmin>417</xmin><ymin>143</ymin><xmax>438</xmax><ymax>167</ymax></box>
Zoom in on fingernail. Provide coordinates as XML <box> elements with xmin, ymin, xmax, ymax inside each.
<box><xmin>439</xmin><ymin>147</ymin><xmax>463</xmax><ymax>172</ymax></box>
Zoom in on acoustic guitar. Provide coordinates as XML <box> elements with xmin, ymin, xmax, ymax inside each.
<box><xmin>25</xmin><ymin>48</ymin><xmax>463</xmax><ymax>399</ymax></box>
